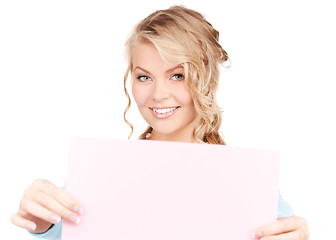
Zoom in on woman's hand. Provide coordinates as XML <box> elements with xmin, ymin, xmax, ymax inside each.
<box><xmin>252</xmin><ymin>216</ymin><xmax>309</xmax><ymax>240</ymax></box>
<box><xmin>11</xmin><ymin>179</ymin><xmax>83</xmax><ymax>233</ymax></box>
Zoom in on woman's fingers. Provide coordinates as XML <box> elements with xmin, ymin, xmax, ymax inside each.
<box><xmin>30</xmin><ymin>179</ymin><xmax>84</xmax><ymax>215</ymax></box>
<box><xmin>260</xmin><ymin>217</ymin><xmax>300</xmax><ymax>235</ymax></box>
<box><xmin>30</xmin><ymin>189</ymin><xmax>81</xmax><ymax>224</ymax></box>
<box><xmin>12</xmin><ymin>178</ymin><xmax>84</xmax><ymax>233</ymax></box>
<box><xmin>22</xmin><ymin>180</ymin><xmax>83</xmax><ymax>224</ymax></box>
<box><xmin>259</xmin><ymin>229</ymin><xmax>309</xmax><ymax>240</ymax></box>
<box><xmin>12</xmin><ymin>208</ymin><xmax>56</xmax><ymax>234</ymax></box>
<box><xmin>252</xmin><ymin>216</ymin><xmax>309</xmax><ymax>240</ymax></box>
<box><xmin>20</xmin><ymin>199</ymin><xmax>62</xmax><ymax>225</ymax></box>
<box><xmin>11</xmin><ymin>213</ymin><xmax>37</xmax><ymax>231</ymax></box>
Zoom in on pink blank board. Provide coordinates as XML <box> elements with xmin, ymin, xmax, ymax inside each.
<box><xmin>62</xmin><ymin>138</ymin><xmax>279</xmax><ymax>240</ymax></box>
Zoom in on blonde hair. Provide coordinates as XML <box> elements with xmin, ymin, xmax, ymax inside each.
<box><xmin>123</xmin><ymin>5</ymin><xmax>229</xmax><ymax>144</ymax></box>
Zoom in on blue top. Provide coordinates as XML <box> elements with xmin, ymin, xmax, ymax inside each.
<box><xmin>30</xmin><ymin>193</ymin><xmax>294</xmax><ymax>240</ymax></box>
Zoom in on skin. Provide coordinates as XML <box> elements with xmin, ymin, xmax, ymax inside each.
<box><xmin>131</xmin><ymin>41</ymin><xmax>199</xmax><ymax>143</ymax></box>
<box><xmin>11</xmin><ymin>41</ymin><xmax>309</xmax><ymax>239</ymax></box>
<box><xmin>11</xmin><ymin>179</ymin><xmax>83</xmax><ymax>233</ymax></box>
<box><xmin>252</xmin><ymin>216</ymin><xmax>310</xmax><ymax>240</ymax></box>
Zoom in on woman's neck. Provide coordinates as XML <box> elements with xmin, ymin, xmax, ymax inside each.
<box><xmin>147</xmin><ymin>118</ymin><xmax>199</xmax><ymax>143</ymax></box>
<box><xmin>148</xmin><ymin>130</ymin><xmax>194</xmax><ymax>143</ymax></box>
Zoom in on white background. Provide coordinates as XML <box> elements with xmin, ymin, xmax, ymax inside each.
<box><xmin>1</xmin><ymin>0</ymin><xmax>335</xmax><ymax>239</ymax></box>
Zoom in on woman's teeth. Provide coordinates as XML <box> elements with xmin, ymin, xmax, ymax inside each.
<box><xmin>152</xmin><ymin>107</ymin><xmax>177</xmax><ymax>114</ymax></box>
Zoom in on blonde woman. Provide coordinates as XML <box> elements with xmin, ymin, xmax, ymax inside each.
<box><xmin>11</xmin><ymin>5</ymin><xmax>309</xmax><ymax>240</ymax></box>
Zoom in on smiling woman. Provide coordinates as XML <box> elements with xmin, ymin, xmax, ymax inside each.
<box><xmin>123</xmin><ymin>6</ymin><xmax>229</xmax><ymax>144</ymax></box>
<box><xmin>10</xmin><ymin>5</ymin><xmax>309</xmax><ymax>240</ymax></box>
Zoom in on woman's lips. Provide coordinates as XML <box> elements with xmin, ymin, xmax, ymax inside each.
<box><xmin>150</xmin><ymin>106</ymin><xmax>180</xmax><ymax>119</ymax></box>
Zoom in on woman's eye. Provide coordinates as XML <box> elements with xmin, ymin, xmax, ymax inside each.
<box><xmin>171</xmin><ymin>74</ymin><xmax>184</xmax><ymax>81</ymax></box>
<box><xmin>137</xmin><ymin>75</ymin><xmax>151</xmax><ymax>82</ymax></box>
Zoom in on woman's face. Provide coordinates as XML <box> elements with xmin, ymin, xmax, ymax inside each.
<box><xmin>131</xmin><ymin>41</ymin><xmax>198</xmax><ymax>141</ymax></box>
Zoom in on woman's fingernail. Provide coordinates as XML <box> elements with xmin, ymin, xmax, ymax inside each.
<box><xmin>50</xmin><ymin>214</ymin><xmax>61</xmax><ymax>224</ymax></box>
<box><xmin>69</xmin><ymin>215</ymin><xmax>80</xmax><ymax>224</ymax></box>
<box><xmin>252</xmin><ymin>232</ymin><xmax>263</xmax><ymax>238</ymax></box>
<box><xmin>26</xmin><ymin>223</ymin><xmax>36</xmax><ymax>231</ymax></box>
<box><xmin>73</xmin><ymin>206</ymin><xmax>84</xmax><ymax>214</ymax></box>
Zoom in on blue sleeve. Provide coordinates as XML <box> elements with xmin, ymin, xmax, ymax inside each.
<box><xmin>278</xmin><ymin>193</ymin><xmax>295</xmax><ymax>218</ymax></box>
<box><xmin>29</xmin><ymin>220</ymin><xmax>62</xmax><ymax>240</ymax></box>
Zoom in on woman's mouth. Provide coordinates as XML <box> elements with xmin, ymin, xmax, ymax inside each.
<box><xmin>150</xmin><ymin>106</ymin><xmax>180</xmax><ymax>119</ymax></box>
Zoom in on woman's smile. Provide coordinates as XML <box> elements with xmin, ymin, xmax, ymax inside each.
<box><xmin>150</xmin><ymin>106</ymin><xmax>180</xmax><ymax>119</ymax></box>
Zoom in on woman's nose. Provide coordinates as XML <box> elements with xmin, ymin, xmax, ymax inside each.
<box><xmin>152</xmin><ymin>80</ymin><xmax>170</xmax><ymax>101</ymax></box>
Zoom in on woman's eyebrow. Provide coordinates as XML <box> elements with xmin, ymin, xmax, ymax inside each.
<box><xmin>133</xmin><ymin>66</ymin><xmax>150</xmax><ymax>74</ymax></box>
<box><xmin>133</xmin><ymin>65</ymin><xmax>183</xmax><ymax>74</ymax></box>
<box><xmin>165</xmin><ymin>65</ymin><xmax>184</xmax><ymax>74</ymax></box>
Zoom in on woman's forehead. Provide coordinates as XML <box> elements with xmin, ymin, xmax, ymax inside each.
<box><xmin>132</xmin><ymin>42</ymin><xmax>182</xmax><ymax>72</ymax></box>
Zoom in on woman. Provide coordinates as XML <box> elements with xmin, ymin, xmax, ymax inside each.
<box><xmin>11</xmin><ymin>5</ymin><xmax>309</xmax><ymax>240</ymax></box>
